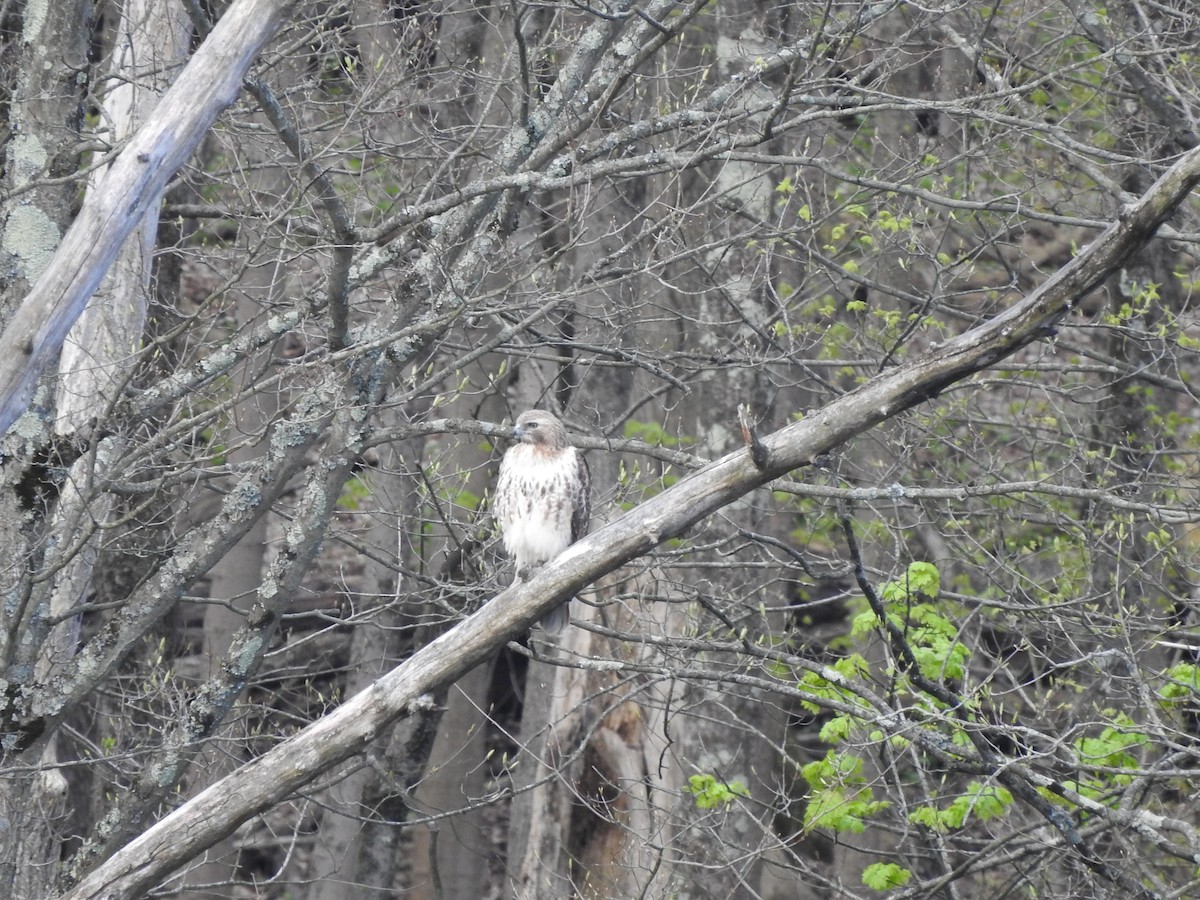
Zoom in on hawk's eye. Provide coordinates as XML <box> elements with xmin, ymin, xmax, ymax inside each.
<box><xmin>527</xmin><ymin>422</ymin><xmax>538</xmax><ymax>429</ymax></box>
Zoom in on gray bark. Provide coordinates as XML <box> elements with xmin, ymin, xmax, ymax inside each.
<box><xmin>55</xmin><ymin>0</ymin><xmax>192</xmax><ymax>429</ymax></box>
<box><xmin>0</xmin><ymin>0</ymin><xmax>90</xmax><ymax>310</ymax></box>
<box><xmin>176</xmin><ymin>442</ymin><xmax>270</xmax><ymax>897</ymax></box>
<box><xmin>33</xmin><ymin>8</ymin><xmax>192</xmax><ymax>888</ymax></box>
<box><xmin>409</xmin><ymin>662</ymin><xmax>496</xmax><ymax>900</ymax></box>
<box><xmin>303</xmin><ymin>451</ymin><xmax>416</xmax><ymax>899</ymax></box>
<box><xmin>0</xmin><ymin>4</ymin><xmax>96</xmax><ymax>897</ymax></box>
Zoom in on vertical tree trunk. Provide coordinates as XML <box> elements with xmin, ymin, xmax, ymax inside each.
<box><xmin>27</xmin><ymin>5</ymin><xmax>192</xmax><ymax>894</ymax></box>
<box><xmin>0</xmin><ymin>0</ymin><xmax>90</xmax><ymax>313</ymax></box>
<box><xmin>56</xmin><ymin>0</ymin><xmax>192</xmax><ymax>429</ymax></box>
<box><xmin>409</xmin><ymin>662</ymin><xmax>497</xmax><ymax>900</ymax></box>
<box><xmin>0</xmin><ymin>4</ymin><xmax>97</xmax><ymax>897</ymax></box>
<box><xmin>303</xmin><ymin>446</ymin><xmax>419</xmax><ymax>899</ymax></box>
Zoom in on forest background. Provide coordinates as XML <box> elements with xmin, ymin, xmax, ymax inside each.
<box><xmin>4</xmin><ymin>1</ymin><xmax>1200</xmax><ymax>898</ymax></box>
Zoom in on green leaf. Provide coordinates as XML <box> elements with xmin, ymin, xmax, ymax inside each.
<box><xmin>911</xmin><ymin>782</ymin><xmax>1013</xmax><ymax>832</ymax></box>
<box><xmin>684</xmin><ymin>773</ymin><xmax>750</xmax><ymax>809</ymax></box>
<box><xmin>623</xmin><ymin>419</ymin><xmax>693</xmax><ymax>448</ymax></box>
<box><xmin>337</xmin><ymin>474</ymin><xmax>372</xmax><ymax>510</ymax></box>
<box><xmin>851</xmin><ymin>608</ymin><xmax>881</xmax><ymax>637</ymax></box>
<box><xmin>1159</xmin><ymin>663</ymin><xmax>1200</xmax><ymax>704</ymax></box>
<box><xmin>819</xmin><ymin>715</ymin><xmax>853</xmax><ymax>744</ymax></box>
<box><xmin>909</xmin><ymin>806</ymin><xmax>943</xmax><ymax>831</ymax></box>
<box><xmin>905</xmin><ymin>561</ymin><xmax>940</xmax><ymax>598</ymax></box>
<box><xmin>801</xmin><ymin>750</ymin><xmax>889</xmax><ymax>833</ymax></box>
<box><xmin>863</xmin><ymin>862</ymin><xmax>912</xmax><ymax>890</ymax></box>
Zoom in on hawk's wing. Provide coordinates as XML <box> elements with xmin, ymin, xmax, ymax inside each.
<box><xmin>570</xmin><ymin>449</ymin><xmax>590</xmax><ymax>542</ymax></box>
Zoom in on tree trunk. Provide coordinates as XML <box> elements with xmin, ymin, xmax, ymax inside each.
<box><xmin>304</xmin><ymin>444</ymin><xmax>421</xmax><ymax>899</ymax></box>
<box><xmin>0</xmin><ymin>3</ymin><xmax>97</xmax><ymax>897</ymax></box>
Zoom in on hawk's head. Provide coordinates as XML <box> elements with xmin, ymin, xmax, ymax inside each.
<box><xmin>512</xmin><ymin>410</ymin><xmax>569</xmax><ymax>450</ymax></box>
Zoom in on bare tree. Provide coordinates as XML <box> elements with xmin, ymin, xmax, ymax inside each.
<box><xmin>5</xmin><ymin>2</ymin><xmax>1200</xmax><ymax>899</ymax></box>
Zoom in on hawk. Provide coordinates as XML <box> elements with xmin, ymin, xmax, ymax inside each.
<box><xmin>493</xmin><ymin>410</ymin><xmax>591</xmax><ymax>633</ymax></box>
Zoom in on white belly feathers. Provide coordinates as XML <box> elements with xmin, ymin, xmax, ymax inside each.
<box><xmin>495</xmin><ymin>445</ymin><xmax>581</xmax><ymax>574</ymax></box>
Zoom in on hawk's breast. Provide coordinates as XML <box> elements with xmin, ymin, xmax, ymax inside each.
<box><xmin>496</xmin><ymin>445</ymin><xmax>582</xmax><ymax>571</ymax></box>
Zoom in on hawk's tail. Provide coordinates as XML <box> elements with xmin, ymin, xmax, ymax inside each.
<box><xmin>539</xmin><ymin>600</ymin><xmax>571</xmax><ymax>635</ymax></box>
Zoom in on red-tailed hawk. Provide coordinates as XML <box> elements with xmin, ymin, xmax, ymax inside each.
<box><xmin>494</xmin><ymin>410</ymin><xmax>591</xmax><ymax>633</ymax></box>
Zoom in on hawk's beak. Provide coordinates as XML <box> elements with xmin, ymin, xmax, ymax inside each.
<box><xmin>512</xmin><ymin>424</ymin><xmax>528</xmax><ymax>440</ymax></box>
